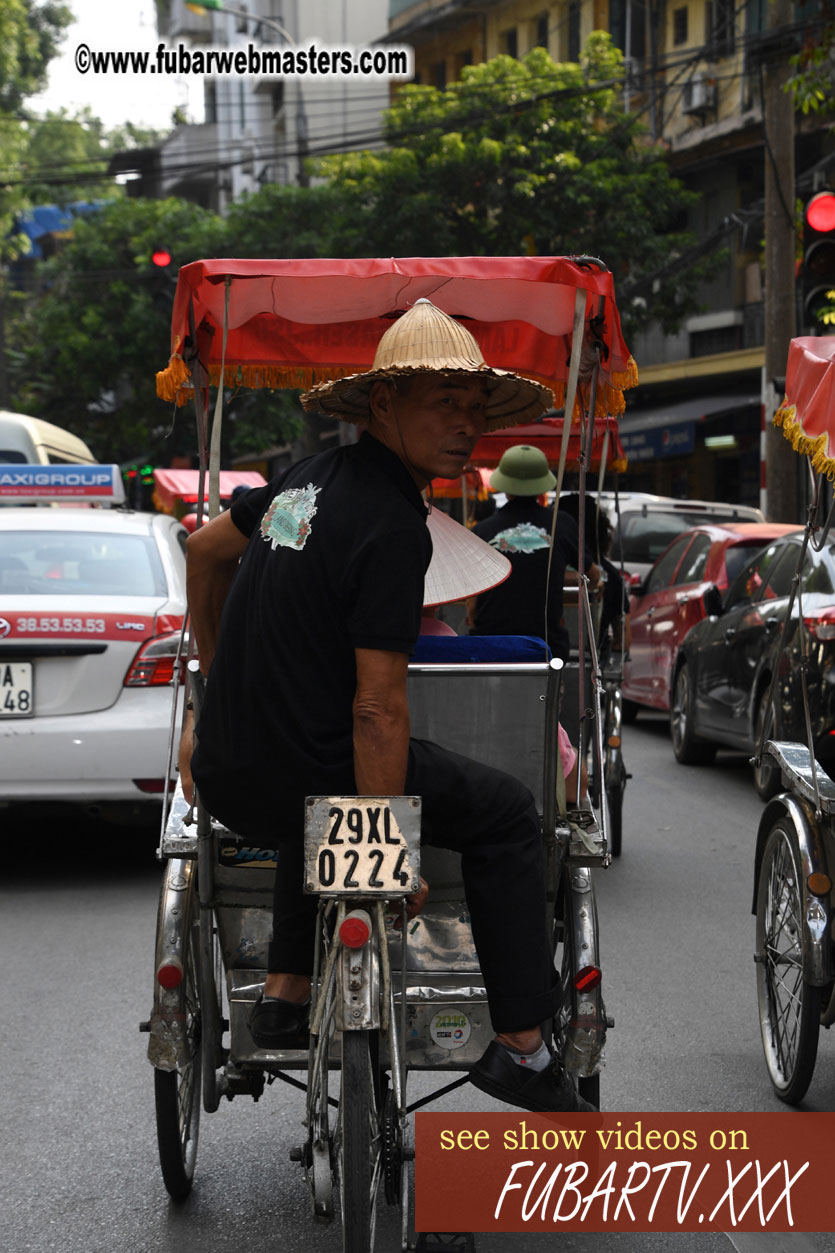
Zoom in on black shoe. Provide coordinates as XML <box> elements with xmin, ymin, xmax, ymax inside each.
<box><xmin>470</xmin><ymin>1040</ymin><xmax>597</xmax><ymax>1113</ymax></box>
<box><xmin>248</xmin><ymin>994</ymin><xmax>310</xmax><ymax>1048</ymax></box>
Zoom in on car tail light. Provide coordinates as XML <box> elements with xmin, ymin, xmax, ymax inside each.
<box><xmin>803</xmin><ymin>612</ymin><xmax>835</xmax><ymax>641</ymax></box>
<box><xmin>124</xmin><ymin>632</ymin><xmax>186</xmax><ymax>686</ymax></box>
<box><xmin>157</xmin><ymin>959</ymin><xmax>183</xmax><ymax>989</ymax></box>
<box><xmin>339</xmin><ymin>909</ymin><xmax>372</xmax><ymax>948</ymax></box>
<box><xmin>574</xmin><ymin>965</ymin><xmax>602</xmax><ymax>991</ymax></box>
<box><xmin>625</xmin><ymin>571</ymin><xmax>642</xmax><ymax>589</ymax></box>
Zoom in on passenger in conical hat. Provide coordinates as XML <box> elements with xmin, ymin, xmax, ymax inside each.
<box><xmin>184</xmin><ymin>299</ymin><xmax>594</xmax><ymax>1114</ymax></box>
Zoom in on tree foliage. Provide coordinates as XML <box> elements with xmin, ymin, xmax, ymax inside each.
<box><xmin>7</xmin><ymin>195</ymin><xmax>306</xmax><ymax>463</ymax></box>
<box><xmin>0</xmin><ymin>1</ymin><xmax>72</xmax><ymax>256</ymax></box>
<box><xmin>8</xmin><ymin>35</ymin><xmax>709</xmax><ymax>463</ymax></box>
<box><xmin>19</xmin><ymin>109</ymin><xmax>164</xmax><ymax>205</ymax></box>
<box><xmin>0</xmin><ymin>0</ymin><xmax>71</xmax><ymax>113</ymax></box>
<box><xmin>314</xmin><ymin>36</ymin><xmax>701</xmax><ymax>335</ymax></box>
<box><xmin>786</xmin><ymin>15</ymin><xmax>835</xmax><ymax>116</ymax></box>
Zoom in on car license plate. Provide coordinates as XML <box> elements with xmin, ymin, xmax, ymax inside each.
<box><xmin>0</xmin><ymin>661</ymin><xmax>33</xmax><ymax>718</ymax></box>
<box><xmin>304</xmin><ymin>796</ymin><xmax>421</xmax><ymax>896</ymax></box>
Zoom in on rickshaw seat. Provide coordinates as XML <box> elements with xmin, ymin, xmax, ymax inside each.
<box><xmin>407</xmin><ymin>646</ymin><xmax>557</xmax><ymax>809</ymax></box>
<box><xmin>411</xmin><ymin>634</ymin><xmax>549</xmax><ymax>663</ymax></box>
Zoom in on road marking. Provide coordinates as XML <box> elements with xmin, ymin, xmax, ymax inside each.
<box><xmin>725</xmin><ymin>1235</ymin><xmax>822</xmax><ymax>1253</ymax></box>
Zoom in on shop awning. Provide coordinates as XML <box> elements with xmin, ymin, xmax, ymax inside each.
<box><xmin>152</xmin><ymin>468</ymin><xmax>267</xmax><ymax>510</ymax></box>
<box><xmin>620</xmin><ymin>392</ymin><xmax>760</xmax><ymax>434</ymax></box>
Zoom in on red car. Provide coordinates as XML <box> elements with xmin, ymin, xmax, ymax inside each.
<box><xmin>622</xmin><ymin>522</ymin><xmax>801</xmax><ymax>717</ymax></box>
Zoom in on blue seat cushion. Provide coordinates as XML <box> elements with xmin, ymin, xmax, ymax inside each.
<box><xmin>411</xmin><ymin>634</ymin><xmax>550</xmax><ymax>663</ymax></box>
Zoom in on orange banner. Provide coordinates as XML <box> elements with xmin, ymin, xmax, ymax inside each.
<box><xmin>415</xmin><ymin>1113</ymin><xmax>835</xmax><ymax>1233</ymax></box>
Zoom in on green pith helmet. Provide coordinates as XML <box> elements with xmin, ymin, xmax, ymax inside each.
<box><xmin>489</xmin><ymin>444</ymin><xmax>556</xmax><ymax>497</ymax></box>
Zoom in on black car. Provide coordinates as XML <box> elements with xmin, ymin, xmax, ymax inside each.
<box><xmin>669</xmin><ymin>532</ymin><xmax>835</xmax><ymax>798</ymax></box>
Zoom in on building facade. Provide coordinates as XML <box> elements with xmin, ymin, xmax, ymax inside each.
<box><xmin>155</xmin><ymin>0</ymin><xmax>390</xmax><ymax>209</ymax></box>
<box><xmin>386</xmin><ymin>0</ymin><xmax>834</xmax><ymax>508</ymax></box>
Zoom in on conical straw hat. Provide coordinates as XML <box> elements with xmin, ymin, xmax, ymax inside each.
<box><xmin>301</xmin><ymin>299</ymin><xmax>553</xmax><ymax>431</ymax></box>
<box><xmin>424</xmin><ymin>507</ymin><xmax>510</xmax><ymax>607</ymax></box>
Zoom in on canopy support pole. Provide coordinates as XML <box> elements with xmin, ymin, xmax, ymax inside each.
<box><xmin>545</xmin><ymin>288</ymin><xmax>587</xmax><ymax>671</ymax></box>
<box><xmin>207</xmin><ymin>279</ymin><xmax>231</xmax><ymax>519</ymax></box>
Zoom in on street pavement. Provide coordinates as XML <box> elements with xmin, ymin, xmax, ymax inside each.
<box><xmin>2</xmin><ymin>715</ymin><xmax>835</xmax><ymax>1252</ymax></box>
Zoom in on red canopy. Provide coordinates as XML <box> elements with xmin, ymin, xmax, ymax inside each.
<box><xmin>156</xmin><ymin>256</ymin><xmax>637</xmax><ymax>421</ymax></box>
<box><xmin>774</xmin><ymin>337</ymin><xmax>835</xmax><ymax>476</ymax></box>
<box><xmin>152</xmin><ymin>468</ymin><xmax>266</xmax><ymax>510</ymax></box>
<box><xmin>469</xmin><ymin>415</ymin><xmax>627</xmax><ymax>473</ymax></box>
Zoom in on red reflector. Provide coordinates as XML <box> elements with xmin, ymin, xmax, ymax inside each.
<box><xmin>339</xmin><ymin>911</ymin><xmax>371</xmax><ymax>949</ymax></box>
<box><xmin>157</xmin><ymin>960</ymin><xmax>183</xmax><ymax>989</ymax></box>
<box><xmin>133</xmin><ymin>778</ymin><xmax>173</xmax><ymax>794</ymax></box>
<box><xmin>574</xmin><ymin>965</ymin><xmax>602</xmax><ymax>991</ymax></box>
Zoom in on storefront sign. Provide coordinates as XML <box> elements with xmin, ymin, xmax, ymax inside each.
<box><xmin>620</xmin><ymin>422</ymin><xmax>695</xmax><ymax>461</ymax></box>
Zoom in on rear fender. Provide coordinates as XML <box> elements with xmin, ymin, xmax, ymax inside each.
<box><xmin>753</xmin><ymin>792</ymin><xmax>833</xmax><ymax>987</ymax></box>
<box><xmin>147</xmin><ymin>857</ymin><xmax>197</xmax><ymax>1071</ymax></box>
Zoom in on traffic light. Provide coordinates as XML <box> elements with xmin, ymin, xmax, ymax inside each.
<box><xmin>149</xmin><ymin>247</ymin><xmax>176</xmax><ymax>313</ymax></box>
<box><xmin>801</xmin><ymin>191</ymin><xmax>835</xmax><ymax>330</ymax></box>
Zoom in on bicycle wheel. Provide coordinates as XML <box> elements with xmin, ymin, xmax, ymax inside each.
<box><xmin>338</xmin><ymin>1030</ymin><xmax>383</xmax><ymax>1252</ymax></box>
<box><xmin>755</xmin><ymin>820</ymin><xmax>821</xmax><ymax>1104</ymax></box>
<box><xmin>153</xmin><ymin>902</ymin><xmax>202</xmax><ymax>1200</ymax></box>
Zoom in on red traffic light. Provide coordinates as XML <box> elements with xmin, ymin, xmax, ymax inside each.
<box><xmin>806</xmin><ymin>192</ymin><xmax>835</xmax><ymax>234</ymax></box>
<box><xmin>151</xmin><ymin>248</ymin><xmax>172</xmax><ymax>268</ymax></box>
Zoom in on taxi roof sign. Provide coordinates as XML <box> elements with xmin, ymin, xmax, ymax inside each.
<box><xmin>0</xmin><ymin>464</ymin><xmax>126</xmax><ymax>504</ymax></box>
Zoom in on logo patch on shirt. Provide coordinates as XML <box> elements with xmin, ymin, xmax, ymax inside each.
<box><xmin>489</xmin><ymin>523</ymin><xmax>550</xmax><ymax>554</ymax></box>
<box><xmin>260</xmin><ymin>482</ymin><xmax>320</xmax><ymax>551</ymax></box>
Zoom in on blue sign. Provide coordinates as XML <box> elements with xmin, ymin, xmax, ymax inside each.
<box><xmin>0</xmin><ymin>464</ymin><xmax>125</xmax><ymax>503</ymax></box>
<box><xmin>619</xmin><ymin>422</ymin><xmax>695</xmax><ymax>461</ymax></box>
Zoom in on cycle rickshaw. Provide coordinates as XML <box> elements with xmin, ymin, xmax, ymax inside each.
<box><xmin>466</xmin><ymin>414</ymin><xmax>631</xmax><ymax>855</ymax></box>
<box><xmin>144</xmin><ymin>256</ymin><xmax>637</xmax><ymax>1248</ymax></box>
<box><xmin>753</xmin><ymin>335</ymin><xmax>835</xmax><ymax>1105</ymax></box>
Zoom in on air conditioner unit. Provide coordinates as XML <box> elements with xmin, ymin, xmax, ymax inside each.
<box><xmin>682</xmin><ymin>74</ymin><xmax>716</xmax><ymax>116</ymax></box>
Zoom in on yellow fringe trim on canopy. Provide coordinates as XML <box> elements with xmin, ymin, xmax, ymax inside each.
<box><xmin>155</xmin><ymin>354</ymin><xmax>641</xmax><ymax>417</ymax></box>
<box><xmin>773</xmin><ymin>402</ymin><xmax>835</xmax><ymax>481</ymax></box>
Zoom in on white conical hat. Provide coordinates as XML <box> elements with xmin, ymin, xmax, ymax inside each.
<box><xmin>301</xmin><ymin>299</ymin><xmax>554</xmax><ymax>431</ymax></box>
<box><xmin>424</xmin><ymin>507</ymin><xmax>510</xmax><ymax>607</ymax></box>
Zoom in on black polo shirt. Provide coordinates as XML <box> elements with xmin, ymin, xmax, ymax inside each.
<box><xmin>191</xmin><ymin>433</ymin><xmax>432</xmax><ymax>837</ymax></box>
<box><xmin>470</xmin><ymin>498</ymin><xmax>590</xmax><ymax>661</ymax></box>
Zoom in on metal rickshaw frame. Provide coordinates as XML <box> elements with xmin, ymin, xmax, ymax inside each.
<box><xmin>143</xmin><ymin>255</ymin><xmax>637</xmax><ymax>1248</ymax></box>
<box><xmin>750</xmin><ymin>336</ymin><xmax>835</xmax><ymax>1106</ymax></box>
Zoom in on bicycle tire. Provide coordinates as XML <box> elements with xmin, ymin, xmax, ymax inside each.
<box><xmin>755</xmin><ymin>820</ymin><xmax>821</xmax><ymax>1105</ymax></box>
<box><xmin>153</xmin><ymin>902</ymin><xmax>202</xmax><ymax>1200</ymax></box>
<box><xmin>339</xmin><ymin>1030</ymin><xmax>382</xmax><ymax>1252</ymax></box>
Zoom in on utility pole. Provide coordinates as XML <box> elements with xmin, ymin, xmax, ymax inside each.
<box><xmin>763</xmin><ymin>0</ymin><xmax>799</xmax><ymax>522</ymax></box>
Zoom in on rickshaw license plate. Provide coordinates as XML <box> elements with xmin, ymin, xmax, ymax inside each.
<box><xmin>304</xmin><ymin>796</ymin><xmax>421</xmax><ymax>895</ymax></box>
<box><xmin>0</xmin><ymin>662</ymin><xmax>33</xmax><ymax>718</ymax></box>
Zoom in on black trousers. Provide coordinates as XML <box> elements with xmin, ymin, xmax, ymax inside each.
<box><xmin>267</xmin><ymin>738</ymin><xmax>559</xmax><ymax>1034</ymax></box>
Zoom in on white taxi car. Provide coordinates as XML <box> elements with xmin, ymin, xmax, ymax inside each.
<box><xmin>0</xmin><ymin>465</ymin><xmax>188</xmax><ymax>814</ymax></box>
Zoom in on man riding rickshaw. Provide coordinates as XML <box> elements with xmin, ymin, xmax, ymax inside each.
<box><xmin>183</xmin><ymin>298</ymin><xmax>594</xmax><ymax>1114</ymax></box>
